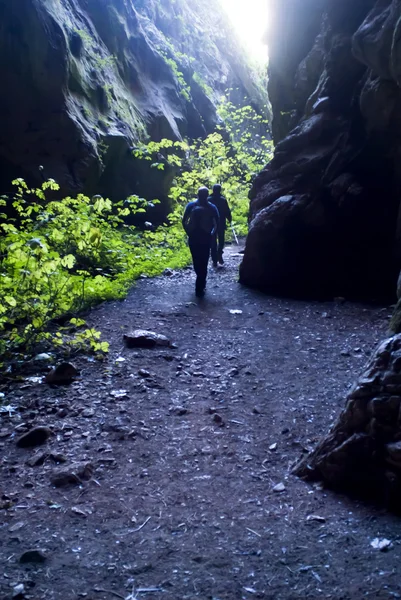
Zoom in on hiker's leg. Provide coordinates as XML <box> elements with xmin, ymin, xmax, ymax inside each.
<box><xmin>197</xmin><ymin>241</ymin><xmax>210</xmax><ymax>291</ymax></box>
<box><xmin>189</xmin><ymin>239</ymin><xmax>200</xmax><ymax>277</ymax></box>
<box><xmin>218</xmin><ymin>227</ymin><xmax>225</xmax><ymax>254</ymax></box>
<box><xmin>210</xmin><ymin>233</ymin><xmax>218</xmax><ymax>266</ymax></box>
<box><xmin>189</xmin><ymin>239</ymin><xmax>205</xmax><ymax>294</ymax></box>
<box><xmin>218</xmin><ymin>227</ymin><xmax>225</xmax><ymax>263</ymax></box>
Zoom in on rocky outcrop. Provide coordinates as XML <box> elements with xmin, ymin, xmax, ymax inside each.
<box><xmin>294</xmin><ymin>335</ymin><xmax>401</xmax><ymax>505</ymax></box>
<box><xmin>240</xmin><ymin>0</ymin><xmax>401</xmax><ymax>300</ymax></box>
<box><xmin>0</xmin><ymin>0</ymin><xmax>265</xmax><ymax>205</ymax></box>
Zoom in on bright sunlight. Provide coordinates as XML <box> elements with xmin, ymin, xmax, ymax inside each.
<box><xmin>219</xmin><ymin>0</ymin><xmax>269</xmax><ymax>62</ymax></box>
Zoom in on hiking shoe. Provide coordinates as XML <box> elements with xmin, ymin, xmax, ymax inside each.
<box><xmin>218</xmin><ymin>256</ymin><xmax>224</xmax><ymax>265</ymax></box>
<box><xmin>213</xmin><ymin>261</ymin><xmax>218</xmax><ymax>268</ymax></box>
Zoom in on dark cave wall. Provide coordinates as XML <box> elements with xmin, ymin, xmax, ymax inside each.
<box><xmin>0</xmin><ymin>0</ymin><xmax>266</xmax><ymax>205</ymax></box>
<box><xmin>240</xmin><ymin>0</ymin><xmax>401</xmax><ymax>300</ymax></box>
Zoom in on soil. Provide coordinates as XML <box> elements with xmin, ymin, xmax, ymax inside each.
<box><xmin>2</xmin><ymin>245</ymin><xmax>401</xmax><ymax>600</ymax></box>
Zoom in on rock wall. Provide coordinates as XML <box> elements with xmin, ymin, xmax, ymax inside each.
<box><xmin>294</xmin><ymin>335</ymin><xmax>401</xmax><ymax>505</ymax></box>
<box><xmin>0</xmin><ymin>0</ymin><xmax>265</xmax><ymax>205</ymax></box>
<box><xmin>240</xmin><ymin>0</ymin><xmax>401</xmax><ymax>300</ymax></box>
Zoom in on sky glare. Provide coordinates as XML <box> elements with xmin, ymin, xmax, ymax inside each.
<box><xmin>218</xmin><ymin>0</ymin><xmax>269</xmax><ymax>62</ymax></box>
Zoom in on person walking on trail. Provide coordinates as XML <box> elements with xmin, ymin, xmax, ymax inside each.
<box><xmin>208</xmin><ymin>184</ymin><xmax>232</xmax><ymax>267</ymax></box>
<box><xmin>182</xmin><ymin>187</ymin><xmax>219</xmax><ymax>297</ymax></box>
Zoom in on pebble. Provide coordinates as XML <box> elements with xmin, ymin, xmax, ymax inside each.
<box><xmin>16</xmin><ymin>426</ymin><xmax>51</xmax><ymax>449</ymax></box>
<box><xmin>213</xmin><ymin>413</ymin><xmax>225</xmax><ymax>426</ymax></box>
<box><xmin>19</xmin><ymin>549</ymin><xmax>47</xmax><ymax>564</ymax></box>
<box><xmin>12</xmin><ymin>584</ymin><xmax>25</xmax><ymax>598</ymax></box>
<box><xmin>50</xmin><ymin>462</ymin><xmax>94</xmax><ymax>487</ymax></box>
<box><xmin>82</xmin><ymin>408</ymin><xmax>95</xmax><ymax>418</ymax></box>
<box><xmin>124</xmin><ymin>330</ymin><xmax>171</xmax><ymax>348</ymax></box>
<box><xmin>273</xmin><ymin>482</ymin><xmax>286</xmax><ymax>492</ymax></box>
<box><xmin>169</xmin><ymin>406</ymin><xmax>188</xmax><ymax>416</ymax></box>
<box><xmin>45</xmin><ymin>362</ymin><xmax>79</xmax><ymax>384</ymax></box>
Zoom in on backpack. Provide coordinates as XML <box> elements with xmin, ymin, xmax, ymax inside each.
<box><xmin>187</xmin><ymin>203</ymin><xmax>215</xmax><ymax>235</ymax></box>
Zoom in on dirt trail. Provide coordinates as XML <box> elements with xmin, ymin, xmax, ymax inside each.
<box><xmin>2</xmin><ymin>246</ymin><xmax>401</xmax><ymax>600</ymax></box>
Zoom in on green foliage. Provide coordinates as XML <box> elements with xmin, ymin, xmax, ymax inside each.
<box><xmin>133</xmin><ymin>100</ymin><xmax>273</xmax><ymax>237</ymax></box>
<box><xmin>159</xmin><ymin>51</ymin><xmax>191</xmax><ymax>101</ymax></box>
<box><xmin>0</xmin><ymin>180</ymin><xmax>190</xmax><ymax>367</ymax></box>
<box><xmin>192</xmin><ymin>72</ymin><xmax>213</xmax><ymax>98</ymax></box>
<box><xmin>0</xmin><ymin>101</ymin><xmax>272</xmax><ymax>368</ymax></box>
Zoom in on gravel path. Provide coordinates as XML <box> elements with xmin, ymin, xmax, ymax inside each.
<box><xmin>1</xmin><ymin>245</ymin><xmax>401</xmax><ymax>600</ymax></box>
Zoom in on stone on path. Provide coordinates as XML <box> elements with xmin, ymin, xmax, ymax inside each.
<box><xmin>19</xmin><ymin>549</ymin><xmax>47</xmax><ymax>564</ymax></box>
<box><xmin>45</xmin><ymin>362</ymin><xmax>79</xmax><ymax>384</ymax></box>
<box><xmin>16</xmin><ymin>426</ymin><xmax>51</xmax><ymax>448</ymax></box>
<box><xmin>124</xmin><ymin>330</ymin><xmax>171</xmax><ymax>348</ymax></box>
<box><xmin>50</xmin><ymin>462</ymin><xmax>94</xmax><ymax>487</ymax></box>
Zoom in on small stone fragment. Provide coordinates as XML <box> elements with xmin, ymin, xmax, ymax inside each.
<box><xmin>370</xmin><ymin>538</ymin><xmax>392</xmax><ymax>551</ymax></box>
<box><xmin>213</xmin><ymin>413</ymin><xmax>224</xmax><ymax>426</ymax></box>
<box><xmin>169</xmin><ymin>406</ymin><xmax>188</xmax><ymax>416</ymax></box>
<box><xmin>273</xmin><ymin>482</ymin><xmax>286</xmax><ymax>492</ymax></box>
<box><xmin>34</xmin><ymin>353</ymin><xmax>52</xmax><ymax>362</ymax></box>
<box><xmin>82</xmin><ymin>408</ymin><xmax>95</xmax><ymax>418</ymax></box>
<box><xmin>19</xmin><ymin>549</ymin><xmax>47</xmax><ymax>564</ymax></box>
<box><xmin>124</xmin><ymin>330</ymin><xmax>171</xmax><ymax>348</ymax></box>
<box><xmin>269</xmin><ymin>443</ymin><xmax>278</xmax><ymax>451</ymax></box>
<box><xmin>50</xmin><ymin>462</ymin><xmax>94</xmax><ymax>487</ymax></box>
<box><xmin>71</xmin><ymin>506</ymin><xmax>89</xmax><ymax>517</ymax></box>
<box><xmin>45</xmin><ymin>362</ymin><xmax>79</xmax><ymax>384</ymax></box>
<box><xmin>110</xmin><ymin>389</ymin><xmax>128</xmax><ymax>399</ymax></box>
<box><xmin>26</xmin><ymin>451</ymin><xmax>49</xmax><ymax>467</ymax></box>
<box><xmin>306</xmin><ymin>515</ymin><xmax>326</xmax><ymax>523</ymax></box>
<box><xmin>12</xmin><ymin>583</ymin><xmax>25</xmax><ymax>598</ymax></box>
<box><xmin>340</xmin><ymin>350</ymin><xmax>351</xmax><ymax>357</ymax></box>
<box><xmin>9</xmin><ymin>521</ymin><xmax>25</xmax><ymax>533</ymax></box>
<box><xmin>138</xmin><ymin>369</ymin><xmax>151</xmax><ymax>378</ymax></box>
<box><xmin>229</xmin><ymin>309</ymin><xmax>243</xmax><ymax>315</ymax></box>
<box><xmin>16</xmin><ymin>426</ymin><xmax>51</xmax><ymax>449</ymax></box>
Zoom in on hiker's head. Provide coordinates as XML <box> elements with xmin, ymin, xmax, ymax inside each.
<box><xmin>197</xmin><ymin>186</ymin><xmax>209</xmax><ymax>204</ymax></box>
<box><xmin>213</xmin><ymin>184</ymin><xmax>222</xmax><ymax>195</ymax></box>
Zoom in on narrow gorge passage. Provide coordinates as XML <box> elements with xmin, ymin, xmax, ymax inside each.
<box><xmin>2</xmin><ymin>247</ymin><xmax>401</xmax><ymax>600</ymax></box>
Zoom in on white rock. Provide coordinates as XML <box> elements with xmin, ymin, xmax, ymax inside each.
<box><xmin>370</xmin><ymin>538</ymin><xmax>392</xmax><ymax>551</ymax></box>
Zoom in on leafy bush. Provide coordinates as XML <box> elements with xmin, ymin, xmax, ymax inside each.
<box><xmin>0</xmin><ymin>100</ymin><xmax>273</xmax><ymax>367</ymax></box>
<box><xmin>0</xmin><ymin>180</ymin><xmax>189</xmax><ymax>366</ymax></box>
<box><xmin>133</xmin><ymin>100</ymin><xmax>273</xmax><ymax>238</ymax></box>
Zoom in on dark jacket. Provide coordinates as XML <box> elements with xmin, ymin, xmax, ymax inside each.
<box><xmin>182</xmin><ymin>200</ymin><xmax>219</xmax><ymax>238</ymax></box>
<box><xmin>208</xmin><ymin>194</ymin><xmax>232</xmax><ymax>228</ymax></box>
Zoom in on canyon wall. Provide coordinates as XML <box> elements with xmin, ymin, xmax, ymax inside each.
<box><xmin>241</xmin><ymin>0</ymin><xmax>401</xmax><ymax>300</ymax></box>
<box><xmin>0</xmin><ymin>0</ymin><xmax>265</xmax><ymax>206</ymax></box>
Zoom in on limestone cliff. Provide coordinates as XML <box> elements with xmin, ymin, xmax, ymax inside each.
<box><xmin>240</xmin><ymin>0</ymin><xmax>401</xmax><ymax>300</ymax></box>
<box><xmin>0</xmin><ymin>0</ymin><xmax>265</xmax><ymax>204</ymax></box>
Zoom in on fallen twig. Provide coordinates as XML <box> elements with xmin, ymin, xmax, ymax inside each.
<box><xmin>246</xmin><ymin>527</ymin><xmax>261</xmax><ymax>537</ymax></box>
<box><xmin>132</xmin><ymin>516</ymin><xmax>151</xmax><ymax>532</ymax></box>
<box><xmin>93</xmin><ymin>587</ymin><xmax>125</xmax><ymax>599</ymax></box>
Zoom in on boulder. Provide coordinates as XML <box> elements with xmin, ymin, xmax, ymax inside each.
<box><xmin>294</xmin><ymin>334</ymin><xmax>401</xmax><ymax>503</ymax></box>
<box><xmin>241</xmin><ymin>0</ymin><xmax>401</xmax><ymax>300</ymax></box>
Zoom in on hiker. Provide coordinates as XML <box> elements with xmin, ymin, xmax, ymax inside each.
<box><xmin>182</xmin><ymin>187</ymin><xmax>219</xmax><ymax>297</ymax></box>
<box><xmin>208</xmin><ymin>184</ymin><xmax>232</xmax><ymax>266</ymax></box>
